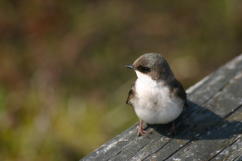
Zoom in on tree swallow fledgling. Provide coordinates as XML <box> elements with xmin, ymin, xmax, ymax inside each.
<box><xmin>126</xmin><ymin>53</ymin><xmax>187</xmax><ymax>136</ymax></box>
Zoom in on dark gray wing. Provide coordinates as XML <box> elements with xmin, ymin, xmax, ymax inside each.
<box><xmin>126</xmin><ymin>83</ymin><xmax>135</xmax><ymax>105</ymax></box>
<box><xmin>169</xmin><ymin>79</ymin><xmax>188</xmax><ymax>107</ymax></box>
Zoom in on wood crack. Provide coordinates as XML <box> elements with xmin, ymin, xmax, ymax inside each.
<box><xmin>81</xmin><ymin>54</ymin><xmax>242</xmax><ymax>161</ymax></box>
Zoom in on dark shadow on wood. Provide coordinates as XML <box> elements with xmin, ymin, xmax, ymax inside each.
<box><xmin>235</xmin><ymin>156</ymin><xmax>242</xmax><ymax>161</ymax></box>
<box><xmin>149</xmin><ymin>100</ymin><xmax>242</xmax><ymax>140</ymax></box>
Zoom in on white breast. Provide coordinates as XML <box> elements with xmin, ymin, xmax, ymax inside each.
<box><xmin>132</xmin><ymin>71</ymin><xmax>184</xmax><ymax>124</ymax></box>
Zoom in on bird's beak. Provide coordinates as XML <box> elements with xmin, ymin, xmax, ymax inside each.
<box><xmin>125</xmin><ymin>64</ymin><xmax>134</xmax><ymax>70</ymax></box>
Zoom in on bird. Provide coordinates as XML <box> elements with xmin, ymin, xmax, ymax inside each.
<box><xmin>125</xmin><ymin>53</ymin><xmax>187</xmax><ymax>136</ymax></box>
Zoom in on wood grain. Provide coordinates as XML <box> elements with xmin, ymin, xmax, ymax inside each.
<box><xmin>81</xmin><ymin>54</ymin><xmax>242</xmax><ymax>161</ymax></box>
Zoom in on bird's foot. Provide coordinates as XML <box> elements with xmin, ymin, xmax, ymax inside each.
<box><xmin>137</xmin><ymin>120</ymin><xmax>152</xmax><ymax>136</ymax></box>
<box><xmin>137</xmin><ymin>126</ymin><xmax>148</xmax><ymax>136</ymax></box>
<box><xmin>168</xmin><ymin>122</ymin><xmax>177</xmax><ymax>136</ymax></box>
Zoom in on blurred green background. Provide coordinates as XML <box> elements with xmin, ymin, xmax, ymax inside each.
<box><xmin>0</xmin><ymin>0</ymin><xmax>242</xmax><ymax>161</ymax></box>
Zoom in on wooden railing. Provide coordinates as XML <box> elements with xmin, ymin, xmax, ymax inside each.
<box><xmin>81</xmin><ymin>54</ymin><xmax>242</xmax><ymax>161</ymax></box>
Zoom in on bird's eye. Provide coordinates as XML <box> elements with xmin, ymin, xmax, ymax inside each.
<box><xmin>138</xmin><ymin>66</ymin><xmax>150</xmax><ymax>73</ymax></box>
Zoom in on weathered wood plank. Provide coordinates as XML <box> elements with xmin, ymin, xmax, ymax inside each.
<box><xmin>144</xmin><ymin>70</ymin><xmax>242</xmax><ymax>161</ymax></box>
<box><xmin>210</xmin><ymin>136</ymin><xmax>242</xmax><ymax>161</ymax></box>
<box><xmin>165</xmin><ymin>106</ymin><xmax>242</xmax><ymax>161</ymax></box>
<box><xmin>81</xmin><ymin>54</ymin><xmax>242</xmax><ymax>161</ymax></box>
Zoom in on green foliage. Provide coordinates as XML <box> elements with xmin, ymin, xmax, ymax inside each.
<box><xmin>0</xmin><ymin>0</ymin><xmax>242</xmax><ymax>160</ymax></box>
